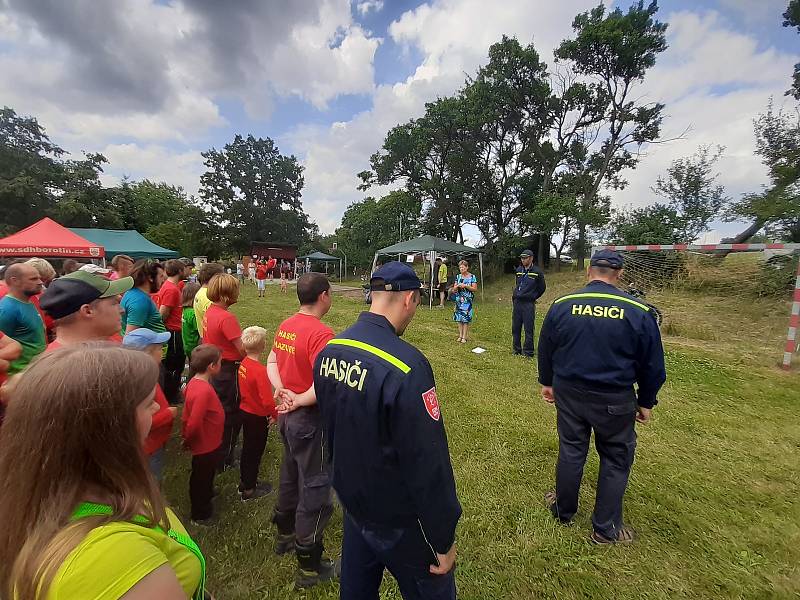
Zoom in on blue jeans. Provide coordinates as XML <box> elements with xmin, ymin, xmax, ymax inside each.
<box><xmin>148</xmin><ymin>448</ymin><xmax>165</xmax><ymax>482</ymax></box>
<box><xmin>340</xmin><ymin>512</ymin><xmax>456</xmax><ymax>600</ymax></box>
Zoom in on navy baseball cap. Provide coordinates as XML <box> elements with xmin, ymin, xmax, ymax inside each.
<box><xmin>122</xmin><ymin>328</ymin><xmax>171</xmax><ymax>349</ymax></box>
<box><xmin>40</xmin><ymin>271</ymin><xmax>133</xmax><ymax>319</ymax></box>
<box><xmin>370</xmin><ymin>261</ymin><xmax>423</xmax><ymax>292</ymax></box>
<box><xmin>590</xmin><ymin>249</ymin><xmax>624</xmax><ymax>269</ymax></box>
<box><xmin>519</xmin><ymin>249</ymin><xmax>534</xmax><ymax>258</ymax></box>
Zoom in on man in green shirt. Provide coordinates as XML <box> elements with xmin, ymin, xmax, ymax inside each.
<box><xmin>0</xmin><ymin>263</ymin><xmax>45</xmax><ymax>374</ymax></box>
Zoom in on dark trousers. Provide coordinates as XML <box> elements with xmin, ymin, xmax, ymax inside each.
<box><xmin>340</xmin><ymin>512</ymin><xmax>456</xmax><ymax>600</ymax></box>
<box><xmin>190</xmin><ymin>448</ymin><xmax>219</xmax><ymax>520</ymax></box>
<box><xmin>273</xmin><ymin>408</ymin><xmax>333</xmax><ymax>546</ymax></box>
<box><xmin>162</xmin><ymin>329</ymin><xmax>185</xmax><ymax>404</ymax></box>
<box><xmin>552</xmin><ymin>380</ymin><xmax>638</xmax><ymax>539</ymax></box>
<box><xmin>211</xmin><ymin>359</ymin><xmax>241</xmax><ymax>468</ymax></box>
<box><xmin>512</xmin><ymin>300</ymin><xmax>535</xmax><ymax>356</ymax></box>
<box><xmin>240</xmin><ymin>411</ymin><xmax>269</xmax><ymax>490</ymax></box>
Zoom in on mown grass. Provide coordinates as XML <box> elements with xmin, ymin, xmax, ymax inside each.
<box><xmin>162</xmin><ymin>272</ymin><xmax>800</xmax><ymax>599</ymax></box>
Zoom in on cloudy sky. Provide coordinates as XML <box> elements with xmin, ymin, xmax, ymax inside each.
<box><xmin>1</xmin><ymin>0</ymin><xmax>797</xmax><ymax>243</ymax></box>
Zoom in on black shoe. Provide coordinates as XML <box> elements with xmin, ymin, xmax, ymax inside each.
<box><xmin>190</xmin><ymin>516</ymin><xmax>215</xmax><ymax>527</ymax></box>
<box><xmin>295</xmin><ymin>542</ymin><xmax>337</xmax><ymax>589</ymax></box>
<box><xmin>275</xmin><ymin>533</ymin><xmax>295</xmax><ymax>555</ymax></box>
<box><xmin>238</xmin><ymin>481</ymin><xmax>274</xmax><ymax>501</ymax></box>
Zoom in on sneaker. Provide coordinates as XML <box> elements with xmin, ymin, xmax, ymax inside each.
<box><xmin>295</xmin><ymin>558</ymin><xmax>337</xmax><ymax>589</ymax></box>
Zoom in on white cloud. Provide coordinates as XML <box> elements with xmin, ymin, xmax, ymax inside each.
<box><xmin>356</xmin><ymin>0</ymin><xmax>384</xmax><ymax>16</ymax></box>
<box><xmin>98</xmin><ymin>144</ymin><xmax>205</xmax><ymax>200</ymax></box>
<box><xmin>290</xmin><ymin>0</ymin><xmax>604</xmax><ymax>232</ymax></box>
<box><xmin>613</xmin><ymin>9</ymin><xmax>799</xmax><ymax>227</ymax></box>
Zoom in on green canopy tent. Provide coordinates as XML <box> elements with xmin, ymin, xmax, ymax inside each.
<box><xmin>69</xmin><ymin>228</ymin><xmax>179</xmax><ymax>260</ymax></box>
<box><xmin>373</xmin><ymin>235</ymin><xmax>484</xmax><ymax>308</ymax></box>
<box><xmin>298</xmin><ymin>251</ymin><xmax>343</xmax><ymax>282</ymax></box>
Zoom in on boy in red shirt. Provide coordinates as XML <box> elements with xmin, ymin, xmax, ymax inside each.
<box><xmin>268</xmin><ymin>272</ymin><xmax>336</xmax><ymax>589</ymax></box>
<box><xmin>182</xmin><ymin>344</ymin><xmax>225</xmax><ymax>524</ymax></box>
<box><xmin>237</xmin><ymin>326</ymin><xmax>278</xmax><ymax>501</ymax></box>
<box><xmin>121</xmin><ymin>328</ymin><xmax>177</xmax><ymax>482</ymax></box>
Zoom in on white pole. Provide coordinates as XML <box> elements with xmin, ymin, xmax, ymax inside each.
<box><xmin>429</xmin><ymin>252</ymin><xmax>434</xmax><ymax>309</ymax></box>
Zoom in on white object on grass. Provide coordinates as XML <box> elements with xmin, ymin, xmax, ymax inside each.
<box><xmin>471</xmin><ymin>347</ymin><xmax>486</xmax><ymax>354</ymax></box>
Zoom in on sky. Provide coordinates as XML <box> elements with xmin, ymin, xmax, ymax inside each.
<box><xmin>1</xmin><ymin>0</ymin><xmax>798</xmax><ymax>245</ymax></box>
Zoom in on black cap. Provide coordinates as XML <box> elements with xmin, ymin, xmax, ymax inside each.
<box><xmin>590</xmin><ymin>249</ymin><xmax>624</xmax><ymax>269</ymax></box>
<box><xmin>40</xmin><ymin>271</ymin><xmax>133</xmax><ymax>319</ymax></box>
<box><xmin>519</xmin><ymin>249</ymin><xmax>534</xmax><ymax>258</ymax></box>
<box><xmin>370</xmin><ymin>261</ymin><xmax>423</xmax><ymax>292</ymax></box>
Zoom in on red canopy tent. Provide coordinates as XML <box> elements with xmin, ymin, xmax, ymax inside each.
<box><xmin>0</xmin><ymin>217</ymin><xmax>105</xmax><ymax>259</ymax></box>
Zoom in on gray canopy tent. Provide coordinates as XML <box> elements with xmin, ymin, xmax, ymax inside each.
<box><xmin>298</xmin><ymin>251</ymin><xmax>343</xmax><ymax>281</ymax></box>
<box><xmin>373</xmin><ymin>235</ymin><xmax>484</xmax><ymax>308</ymax></box>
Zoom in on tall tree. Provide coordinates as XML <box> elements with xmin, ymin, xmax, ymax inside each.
<box><xmin>0</xmin><ymin>107</ymin><xmax>64</xmax><ymax>234</ymax></box>
<box><xmin>652</xmin><ymin>145</ymin><xmax>728</xmax><ymax>242</ymax></box>
<box><xmin>359</xmin><ymin>96</ymin><xmax>476</xmax><ymax>241</ymax></box>
<box><xmin>199</xmin><ymin>134</ymin><xmax>312</xmax><ymax>253</ymax></box>
<box><xmin>555</xmin><ymin>0</ymin><xmax>669</xmax><ymax>267</ymax></box>
<box><xmin>727</xmin><ymin>102</ymin><xmax>800</xmax><ymax>242</ymax></box>
<box><xmin>785</xmin><ymin>0</ymin><xmax>800</xmax><ymax>99</ymax></box>
<box><xmin>463</xmin><ymin>36</ymin><xmax>552</xmax><ymax>245</ymax></box>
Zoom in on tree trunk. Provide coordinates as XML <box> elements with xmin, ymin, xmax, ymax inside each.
<box><xmin>537</xmin><ymin>234</ymin><xmax>546</xmax><ymax>269</ymax></box>
<box><xmin>731</xmin><ymin>218</ymin><xmax>766</xmax><ymax>243</ymax></box>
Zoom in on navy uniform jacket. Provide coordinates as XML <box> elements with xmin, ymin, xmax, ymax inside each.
<box><xmin>513</xmin><ymin>264</ymin><xmax>546</xmax><ymax>302</ymax></box>
<box><xmin>313</xmin><ymin>312</ymin><xmax>462</xmax><ymax>554</ymax></box>
<box><xmin>537</xmin><ymin>280</ymin><xmax>666</xmax><ymax>408</ymax></box>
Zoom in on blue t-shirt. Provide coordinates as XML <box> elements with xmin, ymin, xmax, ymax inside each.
<box><xmin>121</xmin><ymin>288</ymin><xmax>165</xmax><ymax>333</ymax></box>
<box><xmin>0</xmin><ymin>295</ymin><xmax>46</xmax><ymax>374</ymax></box>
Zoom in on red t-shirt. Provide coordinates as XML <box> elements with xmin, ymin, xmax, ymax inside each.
<box><xmin>46</xmin><ymin>335</ymin><xmax>122</xmax><ymax>352</ymax></box>
<box><xmin>202</xmin><ymin>305</ymin><xmax>242</xmax><ymax>361</ymax></box>
<box><xmin>178</xmin><ymin>280</ymin><xmax>186</xmax><ymax>291</ymax></box>
<box><xmin>144</xmin><ymin>384</ymin><xmax>174</xmax><ymax>455</ymax></box>
<box><xmin>0</xmin><ymin>331</ymin><xmax>7</xmax><ymax>388</ymax></box>
<box><xmin>30</xmin><ymin>294</ymin><xmax>53</xmax><ymax>335</ymax></box>
<box><xmin>255</xmin><ymin>265</ymin><xmax>267</xmax><ymax>280</ymax></box>
<box><xmin>273</xmin><ymin>313</ymin><xmax>334</xmax><ymax>394</ymax></box>
<box><xmin>266</xmin><ymin>259</ymin><xmax>276</xmax><ymax>271</ymax></box>
<box><xmin>238</xmin><ymin>356</ymin><xmax>278</xmax><ymax>418</ymax></box>
<box><xmin>158</xmin><ymin>280</ymin><xmax>183</xmax><ymax>332</ymax></box>
<box><xmin>182</xmin><ymin>377</ymin><xmax>224</xmax><ymax>455</ymax></box>
<box><xmin>0</xmin><ymin>282</ymin><xmax>7</xmax><ymax>299</ymax></box>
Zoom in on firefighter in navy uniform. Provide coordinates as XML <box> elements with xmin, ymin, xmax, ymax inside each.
<box><xmin>512</xmin><ymin>249</ymin><xmax>546</xmax><ymax>357</ymax></box>
<box><xmin>314</xmin><ymin>261</ymin><xmax>461</xmax><ymax>600</ymax></box>
<box><xmin>538</xmin><ymin>249</ymin><xmax>666</xmax><ymax>544</ymax></box>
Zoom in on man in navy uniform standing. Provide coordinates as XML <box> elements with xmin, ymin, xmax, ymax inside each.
<box><xmin>314</xmin><ymin>261</ymin><xmax>461</xmax><ymax>600</ymax></box>
<box><xmin>538</xmin><ymin>249</ymin><xmax>666</xmax><ymax>544</ymax></box>
<box><xmin>512</xmin><ymin>249</ymin><xmax>546</xmax><ymax>357</ymax></box>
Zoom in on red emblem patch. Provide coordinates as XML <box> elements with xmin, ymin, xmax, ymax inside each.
<box><xmin>422</xmin><ymin>387</ymin><xmax>440</xmax><ymax>421</ymax></box>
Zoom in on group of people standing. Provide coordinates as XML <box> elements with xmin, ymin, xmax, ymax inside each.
<box><xmin>0</xmin><ymin>245</ymin><xmax>666</xmax><ymax>600</ymax></box>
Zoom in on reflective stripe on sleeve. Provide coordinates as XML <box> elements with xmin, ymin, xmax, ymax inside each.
<box><xmin>327</xmin><ymin>338</ymin><xmax>412</xmax><ymax>374</ymax></box>
<box><xmin>553</xmin><ymin>292</ymin><xmax>650</xmax><ymax>312</ymax></box>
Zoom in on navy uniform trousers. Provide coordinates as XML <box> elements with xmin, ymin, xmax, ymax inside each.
<box><xmin>551</xmin><ymin>379</ymin><xmax>637</xmax><ymax>540</ymax></box>
<box><xmin>512</xmin><ymin>299</ymin><xmax>535</xmax><ymax>356</ymax></box>
<box><xmin>340</xmin><ymin>512</ymin><xmax>456</xmax><ymax>600</ymax></box>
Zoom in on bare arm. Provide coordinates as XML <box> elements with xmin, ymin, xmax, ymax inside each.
<box><xmin>266</xmin><ymin>350</ymin><xmax>283</xmax><ymax>390</ymax></box>
<box><xmin>125</xmin><ymin>324</ymin><xmax>140</xmax><ymax>333</ymax></box>
<box><xmin>159</xmin><ymin>305</ymin><xmax>172</xmax><ymax>320</ymax></box>
<box><xmin>232</xmin><ymin>337</ymin><xmax>246</xmax><ymax>359</ymax></box>
<box><xmin>119</xmin><ymin>564</ymin><xmax>187</xmax><ymax>600</ymax></box>
<box><xmin>0</xmin><ymin>335</ymin><xmax>22</xmax><ymax>365</ymax></box>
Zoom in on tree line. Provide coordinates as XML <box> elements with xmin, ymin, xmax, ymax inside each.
<box><xmin>0</xmin><ymin>110</ymin><xmax>317</xmax><ymax>260</ymax></box>
<box><xmin>338</xmin><ymin>0</ymin><xmax>799</xmax><ymax>270</ymax></box>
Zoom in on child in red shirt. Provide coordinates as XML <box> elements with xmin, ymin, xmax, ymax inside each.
<box><xmin>237</xmin><ymin>326</ymin><xmax>278</xmax><ymax>501</ymax></box>
<box><xmin>182</xmin><ymin>344</ymin><xmax>224</xmax><ymax>524</ymax></box>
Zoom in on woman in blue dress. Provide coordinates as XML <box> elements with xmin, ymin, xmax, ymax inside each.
<box><xmin>451</xmin><ymin>259</ymin><xmax>478</xmax><ymax>343</ymax></box>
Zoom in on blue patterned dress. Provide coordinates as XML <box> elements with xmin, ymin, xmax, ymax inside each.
<box><xmin>452</xmin><ymin>273</ymin><xmax>477</xmax><ymax>323</ymax></box>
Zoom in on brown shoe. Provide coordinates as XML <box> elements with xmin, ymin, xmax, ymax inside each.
<box><xmin>590</xmin><ymin>526</ymin><xmax>636</xmax><ymax>545</ymax></box>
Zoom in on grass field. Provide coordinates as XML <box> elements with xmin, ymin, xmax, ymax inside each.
<box><xmin>162</xmin><ymin>272</ymin><xmax>800</xmax><ymax>599</ymax></box>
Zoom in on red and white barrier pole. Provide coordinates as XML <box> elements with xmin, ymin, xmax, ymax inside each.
<box><xmin>782</xmin><ymin>258</ymin><xmax>800</xmax><ymax>371</ymax></box>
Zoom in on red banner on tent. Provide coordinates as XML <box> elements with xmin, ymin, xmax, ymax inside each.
<box><xmin>0</xmin><ymin>218</ymin><xmax>104</xmax><ymax>258</ymax></box>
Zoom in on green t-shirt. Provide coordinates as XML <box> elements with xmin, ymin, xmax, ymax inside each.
<box><xmin>438</xmin><ymin>264</ymin><xmax>448</xmax><ymax>283</ymax></box>
<box><xmin>120</xmin><ymin>288</ymin><xmax>165</xmax><ymax>333</ymax></box>
<box><xmin>47</xmin><ymin>508</ymin><xmax>201</xmax><ymax>599</ymax></box>
<box><xmin>182</xmin><ymin>307</ymin><xmax>200</xmax><ymax>359</ymax></box>
<box><xmin>0</xmin><ymin>295</ymin><xmax>45</xmax><ymax>374</ymax></box>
